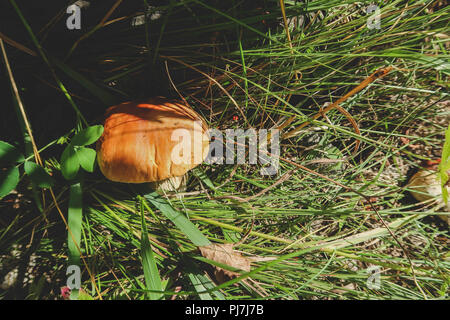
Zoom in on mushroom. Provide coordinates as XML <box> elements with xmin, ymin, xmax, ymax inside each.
<box><xmin>96</xmin><ymin>97</ymin><xmax>210</xmax><ymax>192</ymax></box>
<box><xmin>407</xmin><ymin>159</ymin><xmax>449</xmax><ymax>224</ymax></box>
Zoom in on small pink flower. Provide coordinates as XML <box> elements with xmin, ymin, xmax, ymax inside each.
<box><xmin>61</xmin><ymin>286</ymin><xmax>71</xmax><ymax>300</ymax></box>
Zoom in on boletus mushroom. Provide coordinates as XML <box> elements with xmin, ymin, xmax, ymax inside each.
<box><xmin>96</xmin><ymin>97</ymin><xmax>210</xmax><ymax>192</ymax></box>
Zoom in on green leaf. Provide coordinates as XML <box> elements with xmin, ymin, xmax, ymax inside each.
<box><xmin>24</xmin><ymin>161</ymin><xmax>54</xmax><ymax>188</ymax></box>
<box><xmin>144</xmin><ymin>192</ymin><xmax>211</xmax><ymax>247</ymax></box>
<box><xmin>139</xmin><ymin>197</ymin><xmax>163</xmax><ymax>300</ymax></box>
<box><xmin>60</xmin><ymin>146</ymin><xmax>80</xmax><ymax>180</ymax></box>
<box><xmin>76</xmin><ymin>147</ymin><xmax>97</xmax><ymax>173</ymax></box>
<box><xmin>0</xmin><ymin>166</ymin><xmax>20</xmax><ymax>199</ymax></box>
<box><xmin>0</xmin><ymin>141</ymin><xmax>24</xmax><ymax>164</ymax></box>
<box><xmin>71</xmin><ymin>125</ymin><xmax>104</xmax><ymax>147</ymax></box>
<box><xmin>439</xmin><ymin>124</ymin><xmax>450</xmax><ymax>204</ymax></box>
<box><xmin>77</xmin><ymin>289</ymin><xmax>94</xmax><ymax>300</ymax></box>
<box><xmin>68</xmin><ymin>182</ymin><xmax>83</xmax><ymax>266</ymax></box>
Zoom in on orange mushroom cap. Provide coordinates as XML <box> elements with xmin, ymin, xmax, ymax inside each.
<box><xmin>96</xmin><ymin>97</ymin><xmax>209</xmax><ymax>183</ymax></box>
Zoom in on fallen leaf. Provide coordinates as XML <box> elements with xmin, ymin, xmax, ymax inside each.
<box><xmin>199</xmin><ymin>243</ymin><xmax>275</xmax><ymax>283</ymax></box>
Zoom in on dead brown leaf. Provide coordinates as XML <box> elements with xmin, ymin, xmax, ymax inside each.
<box><xmin>199</xmin><ymin>243</ymin><xmax>275</xmax><ymax>283</ymax></box>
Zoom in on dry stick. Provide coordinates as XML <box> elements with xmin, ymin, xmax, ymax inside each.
<box><xmin>0</xmin><ymin>38</ymin><xmax>103</xmax><ymax>300</ymax></box>
<box><xmin>279</xmin><ymin>0</ymin><xmax>294</xmax><ymax>52</ymax></box>
<box><xmin>99</xmin><ymin>0</ymin><xmax>124</xmax><ymax>25</ymax></box>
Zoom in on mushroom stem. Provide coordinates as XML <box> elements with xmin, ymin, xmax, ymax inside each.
<box><xmin>150</xmin><ymin>174</ymin><xmax>187</xmax><ymax>193</ymax></box>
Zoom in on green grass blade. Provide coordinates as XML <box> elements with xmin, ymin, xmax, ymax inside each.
<box><xmin>139</xmin><ymin>196</ymin><xmax>163</xmax><ymax>300</ymax></box>
<box><xmin>144</xmin><ymin>192</ymin><xmax>211</xmax><ymax>247</ymax></box>
<box><xmin>182</xmin><ymin>256</ymin><xmax>219</xmax><ymax>300</ymax></box>
<box><xmin>439</xmin><ymin>124</ymin><xmax>450</xmax><ymax>203</ymax></box>
<box><xmin>68</xmin><ymin>182</ymin><xmax>83</xmax><ymax>266</ymax></box>
<box><xmin>67</xmin><ymin>182</ymin><xmax>83</xmax><ymax>299</ymax></box>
